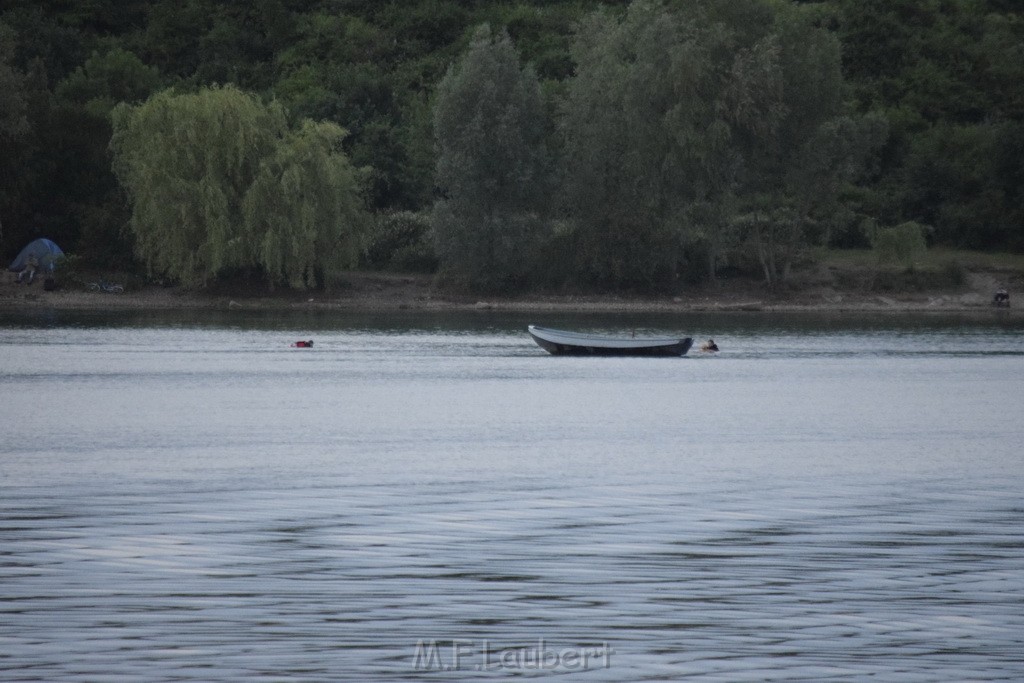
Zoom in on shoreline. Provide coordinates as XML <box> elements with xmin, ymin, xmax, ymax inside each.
<box><xmin>2</xmin><ymin>272</ymin><xmax>1020</xmax><ymax>318</ymax></box>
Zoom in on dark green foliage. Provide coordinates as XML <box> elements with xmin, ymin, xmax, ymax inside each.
<box><xmin>871</xmin><ymin>221</ymin><xmax>928</xmax><ymax>269</ymax></box>
<box><xmin>836</xmin><ymin>0</ymin><xmax>1024</xmax><ymax>255</ymax></box>
<box><xmin>361</xmin><ymin>211</ymin><xmax>437</xmax><ymax>273</ymax></box>
<box><xmin>242</xmin><ymin>119</ymin><xmax>366</xmax><ymax>289</ymax></box>
<box><xmin>558</xmin><ymin>0</ymin><xmax>879</xmax><ymax>288</ymax></box>
<box><xmin>432</xmin><ymin>25</ymin><xmax>550</xmax><ymax>292</ymax></box>
<box><xmin>1</xmin><ymin>18</ymin><xmax>101</xmax><ymax>260</ymax></box>
<box><xmin>904</xmin><ymin>122</ymin><xmax>1024</xmax><ymax>251</ymax></box>
<box><xmin>110</xmin><ymin>86</ymin><xmax>286</xmax><ymax>285</ymax></box>
<box><xmin>385</xmin><ymin>1</ymin><xmax>470</xmax><ymax>56</ymax></box>
<box><xmin>0</xmin><ymin>22</ymin><xmax>29</xmax><ymax>139</ymax></box>
<box><xmin>0</xmin><ymin>5</ymin><xmax>88</xmax><ymax>84</ymax></box>
<box><xmin>0</xmin><ymin>20</ymin><xmax>34</xmax><ymax>251</ymax></box>
<box><xmin>57</xmin><ymin>48</ymin><xmax>160</xmax><ymax>117</ymax></box>
<box><xmin>111</xmin><ymin>86</ymin><xmax>365</xmax><ymax>289</ymax></box>
<box><xmin>558</xmin><ymin>1</ymin><xmax>693</xmax><ymax>290</ymax></box>
<box><xmin>1</xmin><ymin>0</ymin><xmax>1022</xmax><ymax>289</ymax></box>
<box><xmin>48</xmin><ymin>48</ymin><xmax>161</xmax><ymax>269</ymax></box>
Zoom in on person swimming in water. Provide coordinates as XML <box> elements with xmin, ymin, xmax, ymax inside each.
<box><xmin>292</xmin><ymin>340</ymin><xmax>314</xmax><ymax>348</ymax></box>
<box><xmin>700</xmin><ymin>338</ymin><xmax>719</xmax><ymax>352</ymax></box>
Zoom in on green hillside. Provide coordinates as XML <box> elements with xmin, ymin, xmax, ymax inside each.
<box><xmin>2</xmin><ymin>0</ymin><xmax>1021</xmax><ymax>292</ymax></box>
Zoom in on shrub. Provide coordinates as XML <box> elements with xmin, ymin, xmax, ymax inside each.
<box><xmin>360</xmin><ymin>211</ymin><xmax>437</xmax><ymax>273</ymax></box>
<box><xmin>871</xmin><ymin>221</ymin><xmax>928</xmax><ymax>269</ymax></box>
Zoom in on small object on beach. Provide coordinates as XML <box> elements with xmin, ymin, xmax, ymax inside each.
<box><xmin>292</xmin><ymin>340</ymin><xmax>314</xmax><ymax>348</ymax></box>
<box><xmin>700</xmin><ymin>338</ymin><xmax>719</xmax><ymax>353</ymax></box>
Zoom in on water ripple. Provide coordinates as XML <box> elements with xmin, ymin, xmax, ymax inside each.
<box><xmin>3</xmin><ymin>320</ymin><xmax>1024</xmax><ymax>680</ymax></box>
<box><xmin>2</xmin><ymin>482</ymin><xmax>1023</xmax><ymax>681</ymax></box>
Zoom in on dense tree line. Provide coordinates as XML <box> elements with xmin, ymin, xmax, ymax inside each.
<box><xmin>1</xmin><ymin>0</ymin><xmax>1022</xmax><ymax>292</ymax></box>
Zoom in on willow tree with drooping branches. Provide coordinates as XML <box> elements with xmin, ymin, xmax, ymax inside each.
<box><xmin>111</xmin><ymin>84</ymin><xmax>365</xmax><ymax>288</ymax></box>
<box><xmin>243</xmin><ymin>119</ymin><xmax>364</xmax><ymax>289</ymax></box>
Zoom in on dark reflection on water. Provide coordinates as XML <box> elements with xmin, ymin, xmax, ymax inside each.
<box><xmin>1</xmin><ymin>312</ymin><xmax>1023</xmax><ymax>681</ymax></box>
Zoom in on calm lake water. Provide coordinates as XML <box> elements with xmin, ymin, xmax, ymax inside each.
<box><xmin>2</xmin><ymin>309</ymin><xmax>1023</xmax><ymax>681</ymax></box>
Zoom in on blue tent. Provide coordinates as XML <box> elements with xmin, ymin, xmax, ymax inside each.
<box><xmin>8</xmin><ymin>238</ymin><xmax>64</xmax><ymax>273</ymax></box>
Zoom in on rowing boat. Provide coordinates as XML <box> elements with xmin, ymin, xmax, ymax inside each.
<box><xmin>527</xmin><ymin>325</ymin><xmax>693</xmax><ymax>357</ymax></box>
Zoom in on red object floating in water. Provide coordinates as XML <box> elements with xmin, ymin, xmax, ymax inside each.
<box><xmin>292</xmin><ymin>340</ymin><xmax>314</xmax><ymax>348</ymax></box>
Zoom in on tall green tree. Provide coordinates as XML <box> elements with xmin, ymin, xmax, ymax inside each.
<box><xmin>787</xmin><ymin>113</ymin><xmax>890</xmax><ymax>247</ymax></box>
<box><xmin>729</xmin><ymin>4</ymin><xmax>852</xmax><ymax>285</ymax></box>
<box><xmin>111</xmin><ymin>86</ymin><xmax>282</xmax><ymax>284</ymax></box>
<box><xmin>57</xmin><ymin>48</ymin><xmax>159</xmax><ymax>118</ymax></box>
<box><xmin>243</xmin><ymin>119</ymin><xmax>365</xmax><ymax>289</ymax></box>
<box><xmin>704</xmin><ymin>1</ymin><xmax>884</xmax><ymax>285</ymax></box>
<box><xmin>0</xmin><ymin>20</ymin><xmax>30</xmax><ymax>246</ymax></box>
<box><xmin>51</xmin><ymin>48</ymin><xmax>161</xmax><ymax>268</ymax></box>
<box><xmin>0</xmin><ymin>21</ymin><xmax>29</xmax><ymax>140</ymax></box>
<box><xmin>0</xmin><ymin>19</ymin><xmax>53</xmax><ymax>256</ymax></box>
<box><xmin>836</xmin><ymin>0</ymin><xmax>1024</xmax><ymax>253</ymax></box>
<box><xmin>432</xmin><ymin>24</ymin><xmax>549</xmax><ymax>291</ymax></box>
<box><xmin>560</xmin><ymin>0</ymin><xmax>883</xmax><ymax>289</ymax></box>
<box><xmin>560</xmin><ymin>1</ymin><xmax>692</xmax><ymax>290</ymax></box>
<box><xmin>111</xmin><ymin>85</ymin><xmax>364</xmax><ymax>288</ymax></box>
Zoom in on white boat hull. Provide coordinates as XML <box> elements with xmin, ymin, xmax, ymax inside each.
<box><xmin>528</xmin><ymin>325</ymin><xmax>693</xmax><ymax>357</ymax></box>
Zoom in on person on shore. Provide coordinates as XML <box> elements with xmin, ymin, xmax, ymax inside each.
<box><xmin>700</xmin><ymin>338</ymin><xmax>719</xmax><ymax>352</ymax></box>
<box><xmin>18</xmin><ymin>255</ymin><xmax>39</xmax><ymax>284</ymax></box>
